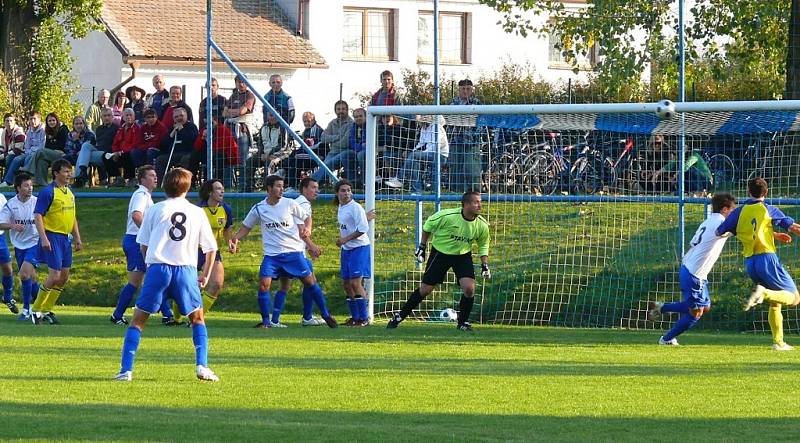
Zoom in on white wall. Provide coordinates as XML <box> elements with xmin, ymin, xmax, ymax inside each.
<box><xmin>68</xmin><ymin>30</ymin><xmax>127</xmax><ymax>106</ymax></box>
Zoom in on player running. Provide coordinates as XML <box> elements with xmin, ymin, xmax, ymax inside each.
<box><xmin>0</xmin><ymin>173</ymin><xmax>40</xmax><ymax>320</ymax></box>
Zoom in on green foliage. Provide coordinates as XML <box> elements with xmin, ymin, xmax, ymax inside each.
<box><xmin>28</xmin><ymin>18</ymin><xmax>83</xmax><ymax>118</ymax></box>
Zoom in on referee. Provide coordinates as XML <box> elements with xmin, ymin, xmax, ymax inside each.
<box><xmin>387</xmin><ymin>191</ymin><xmax>490</xmax><ymax>331</ymax></box>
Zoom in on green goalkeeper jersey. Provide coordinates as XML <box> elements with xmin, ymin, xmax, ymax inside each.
<box><xmin>423</xmin><ymin>207</ymin><xmax>490</xmax><ymax>256</ymax></box>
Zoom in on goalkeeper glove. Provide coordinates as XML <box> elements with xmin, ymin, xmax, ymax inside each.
<box><xmin>481</xmin><ymin>263</ymin><xmax>491</xmax><ymax>279</ymax></box>
<box><xmin>414</xmin><ymin>244</ymin><xmax>426</xmax><ymax>263</ymax></box>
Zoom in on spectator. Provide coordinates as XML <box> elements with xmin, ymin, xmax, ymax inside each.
<box><xmin>85</xmin><ymin>89</ymin><xmax>110</xmax><ymax>131</ymax></box>
<box><xmin>310</xmin><ymin>100</ymin><xmax>354</xmax><ymax>185</ymax></box>
<box><xmin>378</xmin><ymin>115</ymin><xmax>416</xmax><ymax>181</ymax></box>
<box><xmin>343</xmin><ymin>108</ymin><xmax>366</xmax><ymax>188</ymax></box>
<box><xmin>244</xmin><ymin>112</ymin><xmax>286</xmax><ymax>192</ymax></box>
<box><xmin>652</xmin><ymin>141</ymin><xmax>713</xmax><ymax>194</ymax></box>
<box><xmin>24</xmin><ymin>112</ymin><xmax>69</xmax><ymax>186</ymax></box>
<box><xmin>641</xmin><ymin>134</ymin><xmax>673</xmax><ymax>193</ymax></box>
<box><xmin>137</xmin><ymin>109</ymin><xmax>167</xmax><ymax>168</ymax></box>
<box><xmin>108</xmin><ymin>108</ymin><xmax>141</xmax><ymax>186</ymax></box>
<box><xmin>0</xmin><ymin>113</ymin><xmax>26</xmax><ymax>161</ymax></box>
<box><xmin>111</xmin><ymin>91</ymin><xmax>128</xmax><ymax>126</ymax></box>
<box><xmin>125</xmin><ymin>85</ymin><xmax>147</xmax><ymax>123</ymax></box>
<box><xmin>198</xmin><ymin>77</ymin><xmax>227</xmax><ymax>130</ymax></box>
<box><xmin>160</xmin><ymin>85</ymin><xmax>193</xmax><ymax>129</ymax></box>
<box><xmin>155</xmin><ymin>107</ymin><xmax>198</xmax><ymax>181</ymax></box>
<box><xmin>449</xmin><ymin>79</ymin><xmax>482</xmax><ymax>192</ymax></box>
<box><xmin>283</xmin><ymin>111</ymin><xmax>324</xmax><ymax>190</ymax></box>
<box><xmin>370</xmin><ymin>70</ymin><xmax>403</xmax><ymax>106</ymax></box>
<box><xmin>224</xmin><ymin>75</ymin><xmax>257</xmax><ymax>191</ymax></box>
<box><xmin>1</xmin><ymin>111</ymin><xmax>45</xmax><ymax>188</ymax></box>
<box><xmin>145</xmin><ymin>74</ymin><xmax>169</xmax><ymax>114</ymax></box>
<box><xmin>63</xmin><ymin>116</ymin><xmax>95</xmax><ymax>168</ymax></box>
<box><xmin>75</xmin><ymin>108</ymin><xmax>118</xmax><ymax>188</ymax></box>
<box><xmin>192</xmin><ymin>114</ymin><xmax>239</xmax><ymax>188</ymax></box>
<box><xmin>263</xmin><ymin>74</ymin><xmax>295</xmax><ymax>125</ymax></box>
<box><xmin>385</xmin><ymin>115</ymin><xmax>449</xmax><ymax>193</ymax></box>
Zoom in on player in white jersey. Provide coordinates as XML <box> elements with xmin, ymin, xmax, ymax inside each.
<box><xmin>0</xmin><ymin>173</ymin><xmax>39</xmax><ymax>320</ymax></box>
<box><xmin>335</xmin><ymin>180</ymin><xmax>372</xmax><ymax>326</ymax></box>
<box><xmin>229</xmin><ymin>174</ymin><xmax>338</xmax><ymax>328</ymax></box>
<box><xmin>648</xmin><ymin>193</ymin><xmax>737</xmax><ymax>345</ymax></box>
<box><xmin>0</xmin><ymin>182</ymin><xmax>16</xmax><ymax>316</ymax></box>
<box><xmin>114</xmin><ymin>168</ymin><xmax>219</xmax><ymax>382</ymax></box>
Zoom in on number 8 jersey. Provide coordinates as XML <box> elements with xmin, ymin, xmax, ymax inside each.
<box><xmin>682</xmin><ymin>212</ymin><xmax>729</xmax><ymax>280</ymax></box>
<box><xmin>136</xmin><ymin>197</ymin><xmax>217</xmax><ymax>266</ymax></box>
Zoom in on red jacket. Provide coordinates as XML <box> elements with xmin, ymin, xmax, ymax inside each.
<box><xmin>194</xmin><ymin>123</ymin><xmax>239</xmax><ymax>165</ymax></box>
<box><xmin>138</xmin><ymin>121</ymin><xmax>167</xmax><ymax>150</ymax></box>
<box><xmin>112</xmin><ymin>123</ymin><xmax>141</xmax><ymax>153</ymax></box>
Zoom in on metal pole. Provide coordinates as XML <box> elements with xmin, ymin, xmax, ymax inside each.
<box><xmin>366</xmin><ymin>111</ymin><xmax>377</xmax><ymax>322</ymax></box>
<box><xmin>339</xmin><ymin>83</ymin><xmax>343</xmax><ymax>101</ymax></box>
<box><xmin>677</xmin><ymin>0</ymin><xmax>686</xmax><ymax>257</ymax></box>
<box><xmin>433</xmin><ymin>0</ymin><xmax>441</xmax><ymax>212</ymax></box>
<box><xmin>206</xmin><ymin>0</ymin><xmax>214</xmax><ymax>180</ymax></box>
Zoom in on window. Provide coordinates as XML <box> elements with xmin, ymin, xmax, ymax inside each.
<box><xmin>418</xmin><ymin>11</ymin><xmax>469</xmax><ymax>64</ymax></box>
<box><xmin>548</xmin><ymin>24</ymin><xmax>596</xmax><ymax>69</ymax></box>
<box><xmin>343</xmin><ymin>8</ymin><xmax>396</xmax><ymax>61</ymax></box>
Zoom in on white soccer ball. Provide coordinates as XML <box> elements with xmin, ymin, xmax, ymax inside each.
<box><xmin>655</xmin><ymin>99</ymin><xmax>675</xmax><ymax>120</ymax></box>
<box><xmin>439</xmin><ymin>308</ymin><xmax>458</xmax><ymax>322</ymax></box>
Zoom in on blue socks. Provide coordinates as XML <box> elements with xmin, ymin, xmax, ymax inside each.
<box><xmin>31</xmin><ymin>282</ymin><xmax>39</xmax><ymax>303</ymax></box>
<box><xmin>356</xmin><ymin>297</ymin><xmax>368</xmax><ymax>321</ymax></box>
<box><xmin>21</xmin><ymin>279</ymin><xmax>32</xmax><ymax>310</ymax></box>
<box><xmin>302</xmin><ymin>287</ymin><xmax>314</xmax><ymax>321</ymax></box>
<box><xmin>113</xmin><ymin>283</ymin><xmax>137</xmax><ymax>319</ymax></box>
<box><xmin>347</xmin><ymin>298</ymin><xmax>357</xmax><ymax>320</ymax></box>
<box><xmin>120</xmin><ymin>327</ymin><xmax>142</xmax><ymax>372</ymax></box>
<box><xmin>305</xmin><ymin>284</ymin><xmax>329</xmax><ymax>318</ymax></box>
<box><xmin>663</xmin><ymin>313</ymin><xmax>700</xmax><ymax>341</ymax></box>
<box><xmin>160</xmin><ymin>298</ymin><xmax>174</xmax><ymax>318</ymax></box>
<box><xmin>661</xmin><ymin>301</ymin><xmax>690</xmax><ymax>314</ymax></box>
<box><xmin>192</xmin><ymin>323</ymin><xmax>209</xmax><ymax>367</ymax></box>
<box><xmin>271</xmin><ymin>291</ymin><xmax>287</xmax><ymax>324</ymax></box>
<box><xmin>2</xmin><ymin>274</ymin><xmax>12</xmax><ymax>303</ymax></box>
<box><xmin>257</xmin><ymin>290</ymin><xmax>272</xmax><ymax>325</ymax></box>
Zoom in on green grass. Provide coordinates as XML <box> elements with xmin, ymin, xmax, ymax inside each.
<box><xmin>1</xmin><ymin>307</ymin><xmax>800</xmax><ymax>442</ymax></box>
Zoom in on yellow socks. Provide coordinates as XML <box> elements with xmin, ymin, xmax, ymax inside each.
<box><xmin>762</xmin><ymin>288</ymin><xmax>796</xmax><ymax>306</ymax></box>
<box><xmin>202</xmin><ymin>291</ymin><xmax>218</xmax><ymax>312</ymax></box>
<box><xmin>768</xmin><ymin>304</ymin><xmax>784</xmax><ymax>345</ymax></box>
<box><xmin>41</xmin><ymin>287</ymin><xmax>63</xmax><ymax>312</ymax></box>
<box><xmin>32</xmin><ymin>286</ymin><xmax>51</xmax><ymax>312</ymax></box>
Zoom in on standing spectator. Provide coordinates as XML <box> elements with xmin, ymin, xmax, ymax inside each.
<box><xmin>224</xmin><ymin>75</ymin><xmax>257</xmax><ymax>191</ymax></box>
<box><xmin>198</xmin><ymin>77</ymin><xmax>226</xmax><ymax>130</ymax></box>
<box><xmin>63</xmin><ymin>116</ymin><xmax>95</xmax><ymax>167</ymax></box>
<box><xmin>155</xmin><ymin>108</ymin><xmax>198</xmax><ymax>181</ymax></box>
<box><xmin>0</xmin><ymin>114</ymin><xmax>26</xmax><ymax>161</ymax></box>
<box><xmin>385</xmin><ymin>115</ymin><xmax>449</xmax><ymax>193</ymax></box>
<box><xmin>378</xmin><ymin>115</ymin><xmax>416</xmax><ymax>181</ymax></box>
<box><xmin>125</xmin><ymin>85</ymin><xmax>147</xmax><ymax>123</ymax></box>
<box><xmin>137</xmin><ymin>109</ymin><xmax>167</xmax><ymax>168</ymax></box>
<box><xmin>370</xmin><ymin>70</ymin><xmax>403</xmax><ymax>106</ymax></box>
<box><xmin>263</xmin><ymin>74</ymin><xmax>295</xmax><ymax>125</ymax></box>
<box><xmin>159</xmin><ymin>86</ymin><xmax>194</xmax><ymax>129</ymax></box>
<box><xmin>193</xmin><ymin>114</ymin><xmax>239</xmax><ymax>188</ymax></box>
<box><xmin>1</xmin><ymin>112</ymin><xmax>45</xmax><ymax>188</ymax></box>
<box><xmin>75</xmin><ymin>108</ymin><xmax>118</xmax><ymax>188</ymax></box>
<box><xmin>85</xmin><ymin>89</ymin><xmax>110</xmax><ymax>131</ymax></box>
<box><xmin>25</xmin><ymin>113</ymin><xmax>69</xmax><ymax>186</ymax></box>
<box><xmin>343</xmin><ymin>108</ymin><xmax>366</xmax><ymax>188</ymax></box>
<box><xmin>283</xmin><ymin>111</ymin><xmax>323</xmax><ymax>191</ymax></box>
<box><xmin>449</xmin><ymin>79</ymin><xmax>482</xmax><ymax>192</ymax></box>
<box><xmin>145</xmin><ymin>74</ymin><xmax>169</xmax><ymax>115</ymax></box>
<box><xmin>108</xmin><ymin>109</ymin><xmax>141</xmax><ymax>186</ymax></box>
<box><xmin>310</xmin><ymin>101</ymin><xmax>354</xmax><ymax>185</ymax></box>
<box><xmin>111</xmin><ymin>91</ymin><xmax>128</xmax><ymax>126</ymax></box>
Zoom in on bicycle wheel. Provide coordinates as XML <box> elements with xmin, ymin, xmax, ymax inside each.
<box><xmin>708</xmin><ymin>153</ymin><xmax>736</xmax><ymax>191</ymax></box>
<box><xmin>484</xmin><ymin>152</ymin><xmax>522</xmax><ymax>194</ymax></box>
<box><xmin>521</xmin><ymin>151</ymin><xmax>559</xmax><ymax>195</ymax></box>
<box><xmin>572</xmin><ymin>153</ymin><xmax>615</xmax><ymax>195</ymax></box>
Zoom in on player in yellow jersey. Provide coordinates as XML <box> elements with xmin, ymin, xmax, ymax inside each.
<box><xmin>716</xmin><ymin>178</ymin><xmax>800</xmax><ymax>350</ymax></box>
<box><xmin>31</xmin><ymin>159</ymin><xmax>82</xmax><ymax>324</ymax></box>
<box><xmin>195</xmin><ymin>179</ymin><xmax>232</xmax><ymax>313</ymax></box>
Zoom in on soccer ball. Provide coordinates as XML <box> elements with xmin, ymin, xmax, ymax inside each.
<box><xmin>655</xmin><ymin>99</ymin><xmax>675</xmax><ymax>120</ymax></box>
<box><xmin>439</xmin><ymin>308</ymin><xmax>458</xmax><ymax>322</ymax></box>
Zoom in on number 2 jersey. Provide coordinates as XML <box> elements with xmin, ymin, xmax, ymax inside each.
<box><xmin>682</xmin><ymin>212</ymin><xmax>729</xmax><ymax>280</ymax></box>
<box><xmin>136</xmin><ymin>197</ymin><xmax>217</xmax><ymax>266</ymax></box>
<box><xmin>717</xmin><ymin>199</ymin><xmax>795</xmax><ymax>258</ymax></box>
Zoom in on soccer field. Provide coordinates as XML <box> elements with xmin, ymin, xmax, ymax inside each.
<box><xmin>2</xmin><ymin>307</ymin><xmax>799</xmax><ymax>442</ymax></box>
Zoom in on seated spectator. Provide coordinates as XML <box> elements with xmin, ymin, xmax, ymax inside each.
<box><xmin>75</xmin><ymin>108</ymin><xmax>118</xmax><ymax>187</ymax></box>
<box><xmin>343</xmin><ymin>108</ymin><xmax>366</xmax><ymax>188</ymax></box>
<box><xmin>154</xmin><ymin>107</ymin><xmax>198</xmax><ymax>182</ymax></box>
<box><xmin>198</xmin><ymin>77</ymin><xmax>226</xmax><ymax>130</ymax></box>
<box><xmin>377</xmin><ymin>115</ymin><xmax>416</xmax><ymax>181</ymax></box>
<box><xmin>160</xmin><ymin>85</ymin><xmax>194</xmax><ymax>129</ymax></box>
<box><xmin>125</xmin><ymin>85</ymin><xmax>147</xmax><ymax>123</ymax></box>
<box><xmin>108</xmin><ymin>108</ymin><xmax>141</xmax><ymax>186</ymax></box>
<box><xmin>650</xmin><ymin>137</ymin><xmax>713</xmax><ymax>193</ymax></box>
<box><xmin>385</xmin><ymin>115</ymin><xmax>449</xmax><ymax>193</ymax></box>
<box><xmin>282</xmin><ymin>111</ymin><xmax>324</xmax><ymax>190</ymax></box>
<box><xmin>192</xmin><ymin>114</ymin><xmax>239</xmax><ymax>188</ymax></box>
<box><xmin>0</xmin><ymin>113</ymin><xmax>26</xmax><ymax>163</ymax></box>
<box><xmin>243</xmin><ymin>112</ymin><xmax>286</xmax><ymax>192</ymax></box>
<box><xmin>137</xmin><ymin>109</ymin><xmax>167</xmax><ymax>167</ymax></box>
<box><xmin>641</xmin><ymin>134</ymin><xmax>673</xmax><ymax>193</ymax></box>
<box><xmin>85</xmin><ymin>89</ymin><xmax>110</xmax><ymax>131</ymax></box>
<box><xmin>224</xmin><ymin>75</ymin><xmax>257</xmax><ymax>191</ymax></box>
<box><xmin>310</xmin><ymin>100</ymin><xmax>354</xmax><ymax>185</ymax></box>
<box><xmin>24</xmin><ymin>112</ymin><xmax>68</xmax><ymax>186</ymax></box>
<box><xmin>1</xmin><ymin>111</ymin><xmax>45</xmax><ymax>188</ymax></box>
<box><xmin>63</xmin><ymin>116</ymin><xmax>95</xmax><ymax>168</ymax></box>
<box><xmin>111</xmin><ymin>91</ymin><xmax>128</xmax><ymax>126</ymax></box>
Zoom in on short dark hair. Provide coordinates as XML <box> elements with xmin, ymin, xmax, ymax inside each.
<box><xmin>380</xmin><ymin>70</ymin><xmax>393</xmax><ymax>79</ymax></box>
<box><xmin>163</xmin><ymin>167</ymin><xmax>192</xmax><ymax>197</ymax></box>
<box><xmin>458</xmin><ymin>79</ymin><xmax>473</xmax><ymax>87</ymax></box>
<box><xmin>144</xmin><ymin>109</ymin><xmax>157</xmax><ymax>118</ymax></box>
<box><xmin>334</xmin><ymin>179</ymin><xmax>352</xmax><ymax>204</ymax></box>
<box><xmin>748</xmin><ymin>177</ymin><xmax>768</xmax><ymax>198</ymax></box>
<box><xmin>3</xmin><ymin>113</ymin><xmax>13</xmax><ymax>120</ymax></box>
<box><xmin>461</xmin><ymin>191</ymin><xmax>480</xmax><ymax>206</ymax></box>
<box><xmin>334</xmin><ymin>100</ymin><xmax>349</xmax><ymax>110</ymax></box>
<box><xmin>711</xmin><ymin>192</ymin><xmax>736</xmax><ymax>213</ymax></box>
<box><xmin>28</xmin><ymin>111</ymin><xmax>41</xmax><ymax>118</ymax></box>
<box><xmin>199</xmin><ymin>178</ymin><xmax>223</xmax><ymax>201</ymax></box>
<box><xmin>299</xmin><ymin>177</ymin><xmax>317</xmax><ymax>191</ymax></box>
<box><xmin>50</xmin><ymin>158</ymin><xmax>72</xmax><ymax>179</ymax></box>
<box><xmin>137</xmin><ymin>165</ymin><xmax>156</xmax><ymax>184</ymax></box>
<box><xmin>14</xmin><ymin>172</ymin><xmax>32</xmax><ymax>192</ymax></box>
<box><xmin>265</xmin><ymin>174</ymin><xmax>284</xmax><ymax>189</ymax></box>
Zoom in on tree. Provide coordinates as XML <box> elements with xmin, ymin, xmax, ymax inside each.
<box><xmin>479</xmin><ymin>0</ymin><xmax>794</xmax><ymax>101</ymax></box>
<box><xmin>0</xmin><ymin>0</ymin><xmax>103</xmax><ymax>117</ymax></box>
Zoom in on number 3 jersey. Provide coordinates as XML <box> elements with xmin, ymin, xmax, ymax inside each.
<box><xmin>136</xmin><ymin>197</ymin><xmax>217</xmax><ymax>266</ymax></box>
<box><xmin>682</xmin><ymin>212</ymin><xmax>729</xmax><ymax>280</ymax></box>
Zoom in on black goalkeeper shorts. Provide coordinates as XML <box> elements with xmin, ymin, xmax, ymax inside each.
<box><xmin>422</xmin><ymin>247</ymin><xmax>475</xmax><ymax>285</ymax></box>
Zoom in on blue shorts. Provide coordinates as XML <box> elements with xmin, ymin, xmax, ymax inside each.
<box><xmin>679</xmin><ymin>265</ymin><xmax>710</xmax><ymax>309</ymax></box>
<box><xmin>745</xmin><ymin>253</ymin><xmax>798</xmax><ymax>293</ymax></box>
<box><xmin>259</xmin><ymin>252</ymin><xmax>312</xmax><ymax>280</ymax></box>
<box><xmin>0</xmin><ymin>236</ymin><xmax>10</xmax><ymax>265</ymax></box>
<box><xmin>39</xmin><ymin>231</ymin><xmax>72</xmax><ymax>271</ymax></box>
<box><xmin>340</xmin><ymin>245</ymin><xmax>371</xmax><ymax>280</ymax></box>
<box><xmin>277</xmin><ymin>256</ymin><xmax>313</xmax><ymax>279</ymax></box>
<box><xmin>197</xmin><ymin>249</ymin><xmax>222</xmax><ymax>270</ymax></box>
<box><xmin>123</xmin><ymin>234</ymin><xmax>146</xmax><ymax>272</ymax></box>
<box><xmin>14</xmin><ymin>246</ymin><xmax>39</xmax><ymax>269</ymax></box>
<box><xmin>135</xmin><ymin>264</ymin><xmax>201</xmax><ymax>316</ymax></box>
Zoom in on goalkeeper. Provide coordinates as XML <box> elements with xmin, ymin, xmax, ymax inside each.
<box><xmin>387</xmin><ymin>191</ymin><xmax>490</xmax><ymax>331</ymax></box>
